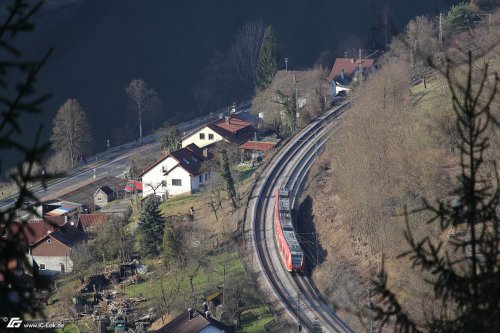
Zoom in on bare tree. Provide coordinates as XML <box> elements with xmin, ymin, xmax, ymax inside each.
<box><xmin>336</xmin><ymin>36</ymin><xmax>363</xmax><ymax>59</ymax></box>
<box><xmin>144</xmin><ymin>182</ymin><xmax>164</xmax><ymax>198</ymax></box>
<box><xmin>151</xmin><ymin>265</ymin><xmax>184</xmax><ymax>316</ymax></box>
<box><xmin>125</xmin><ymin>79</ymin><xmax>160</xmax><ymax>142</ymax></box>
<box><xmin>157</xmin><ymin>123</ymin><xmax>180</xmax><ymax>152</ymax></box>
<box><xmin>50</xmin><ymin>99</ymin><xmax>92</xmax><ymax>168</ymax></box>
<box><xmin>199</xmin><ymin>160</ymin><xmax>224</xmax><ymax>221</ymax></box>
<box><xmin>372</xmin><ymin>53</ymin><xmax>500</xmax><ymax>333</ymax></box>
<box><xmin>230</xmin><ymin>21</ymin><xmax>265</xmax><ymax>91</ymax></box>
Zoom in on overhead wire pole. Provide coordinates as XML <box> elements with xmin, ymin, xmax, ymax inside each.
<box><xmin>439</xmin><ymin>12</ymin><xmax>443</xmax><ymax>51</ymax></box>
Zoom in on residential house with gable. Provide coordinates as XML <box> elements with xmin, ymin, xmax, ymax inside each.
<box><xmin>139</xmin><ymin>143</ymin><xmax>212</xmax><ymax>199</ymax></box>
<box><xmin>30</xmin><ymin>223</ymin><xmax>86</xmax><ymax>276</ymax></box>
<box><xmin>181</xmin><ymin>114</ymin><xmax>255</xmax><ymax>149</ymax></box>
<box><xmin>148</xmin><ymin>308</ymin><xmax>235</xmax><ymax>333</ymax></box>
<box><xmin>328</xmin><ymin>57</ymin><xmax>376</xmax><ymax>96</ymax></box>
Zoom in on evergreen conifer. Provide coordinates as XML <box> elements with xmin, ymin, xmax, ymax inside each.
<box><xmin>255</xmin><ymin>26</ymin><xmax>278</xmax><ymax>91</ymax></box>
<box><xmin>138</xmin><ymin>196</ymin><xmax>164</xmax><ymax>257</ymax></box>
<box><xmin>219</xmin><ymin>150</ymin><xmax>237</xmax><ymax>208</ymax></box>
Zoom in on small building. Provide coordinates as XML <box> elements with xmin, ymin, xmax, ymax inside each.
<box><xmin>93</xmin><ymin>186</ymin><xmax>114</xmax><ymax>209</ymax></box>
<box><xmin>43</xmin><ymin>200</ymin><xmax>82</xmax><ymax>225</ymax></box>
<box><xmin>139</xmin><ymin>143</ymin><xmax>212</xmax><ymax>198</ymax></box>
<box><xmin>98</xmin><ymin>200</ymin><xmax>131</xmax><ymax>220</ymax></box>
<box><xmin>181</xmin><ymin>114</ymin><xmax>255</xmax><ymax>149</ymax></box>
<box><xmin>148</xmin><ymin>309</ymin><xmax>234</xmax><ymax>333</ymax></box>
<box><xmin>240</xmin><ymin>140</ymin><xmax>278</xmax><ymax>163</ymax></box>
<box><xmin>30</xmin><ymin>223</ymin><xmax>86</xmax><ymax>276</ymax></box>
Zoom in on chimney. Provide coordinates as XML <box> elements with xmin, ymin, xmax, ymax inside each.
<box><xmin>188</xmin><ymin>308</ymin><xmax>193</xmax><ymax>321</ymax></box>
<box><xmin>341</xmin><ymin>69</ymin><xmax>345</xmax><ymax>80</ymax></box>
<box><xmin>64</xmin><ymin>215</ymin><xmax>68</xmax><ymax>224</ymax></box>
<box><xmin>205</xmin><ymin>311</ymin><xmax>211</xmax><ymax>320</ymax></box>
<box><xmin>203</xmin><ymin>148</ymin><xmax>208</xmax><ymax>159</ymax></box>
<box><xmin>224</xmin><ymin>116</ymin><xmax>230</xmax><ymax>124</ymax></box>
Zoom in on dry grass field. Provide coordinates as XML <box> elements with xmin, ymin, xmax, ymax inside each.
<box><xmin>301</xmin><ymin>13</ymin><xmax>500</xmax><ymax>331</ymax></box>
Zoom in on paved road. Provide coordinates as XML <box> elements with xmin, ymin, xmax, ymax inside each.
<box><xmin>0</xmin><ymin>102</ymin><xmax>252</xmax><ymax>212</ymax></box>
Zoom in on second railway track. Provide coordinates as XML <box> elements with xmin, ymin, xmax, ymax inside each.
<box><xmin>246</xmin><ymin>101</ymin><xmax>354</xmax><ymax>333</ymax></box>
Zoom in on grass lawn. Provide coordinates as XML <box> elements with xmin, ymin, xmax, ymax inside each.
<box><xmin>55</xmin><ymin>323</ymin><xmax>80</xmax><ymax>333</ymax></box>
<box><xmin>237</xmin><ymin>165</ymin><xmax>258</xmax><ymax>184</ymax></box>
<box><xmin>160</xmin><ymin>193</ymin><xmax>198</xmax><ymax>215</ymax></box>
<box><xmin>123</xmin><ymin>249</ymin><xmax>244</xmax><ymax>300</ymax></box>
<box><xmin>238</xmin><ymin>305</ymin><xmax>278</xmax><ymax>333</ymax></box>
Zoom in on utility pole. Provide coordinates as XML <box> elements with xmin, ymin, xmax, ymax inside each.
<box><xmin>384</xmin><ymin>10</ymin><xmax>388</xmax><ymax>51</ymax></box>
<box><xmin>316</xmin><ymin>233</ymin><xmax>319</xmax><ymax>266</ymax></box>
<box><xmin>439</xmin><ymin>12</ymin><xmax>443</xmax><ymax>51</ymax></box>
<box><xmin>368</xmin><ymin>289</ymin><xmax>374</xmax><ymax>333</ymax></box>
<box><xmin>358</xmin><ymin>48</ymin><xmax>363</xmax><ymax>76</ymax></box>
<box><xmin>297</xmin><ymin>293</ymin><xmax>301</xmax><ymax>330</ymax></box>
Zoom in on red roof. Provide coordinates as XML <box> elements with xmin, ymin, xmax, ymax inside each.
<box><xmin>212</xmin><ymin>116</ymin><xmax>251</xmax><ymax>133</ymax></box>
<box><xmin>78</xmin><ymin>214</ymin><xmax>108</xmax><ymax>229</ymax></box>
<box><xmin>328</xmin><ymin>58</ymin><xmax>375</xmax><ymax>81</ymax></box>
<box><xmin>182</xmin><ymin>114</ymin><xmax>255</xmax><ymax>146</ymax></box>
<box><xmin>240</xmin><ymin>141</ymin><xmax>276</xmax><ymax>152</ymax></box>
<box><xmin>125</xmin><ymin>180</ymin><xmax>143</xmax><ymax>192</ymax></box>
<box><xmin>6</xmin><ymin>220</ymin><xmax>57</xmax><ymax>247</ymax></box>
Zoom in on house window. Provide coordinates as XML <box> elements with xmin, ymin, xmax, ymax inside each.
<box><xmin>205</xmin><ymin>173</ymin><xmax>208</xmax><ymax>181</ymax></box>
<box><xmin>199</xmin><ymin>175</ymin><xmax>203</xmax><ymax>183</ymax></box>
<box><xmin>199</xmin><ymin>133</ymin><xmax>205</xmax><ymax>140</ymax></box>
<box><xmin>208</xmin><ymin>133</ymin><xmax>214</xmax><ymax>140</ymax></box>
<box><xmin>97</xmin><ymin>197</ymin><xmax>102</xmax><ymax>201</ymax></box>
<box><xmin>40</xmin><ymin>264</ymin><xmax>46</xmax><ymax>270</ymax></box>
<box><xmin>47</xmin><ymin>239</ymin><xmax>51</xmax><ymax>243</ymax></box>
<box><xmin>172</xmin><ymin>179</ymin><xmax>182</xmax><ymax>186</ymax></box>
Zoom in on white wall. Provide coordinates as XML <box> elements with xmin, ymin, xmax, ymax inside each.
<box><xmin>32</xmin><ymin>255</ymin><xmax>73</xmax><ymax>276</ymax></box>
<box><xmin>142</xmin><ymin>156</ymin><xmax>178</xmax><ymax>198</ymax></box>
<box><xmin>142</xmin><ymin>156</ymin><xmax>213</xmax><ymax>198</ymax></box>
<box><xmin>165</xmin><ymin>166</ymin><xmax>193</xmax><ymax>196</ymax></box>
<box><xmin>181</xmin><ymin>126</ymin><xmax>223</xmax><ymax>148</ymax></box>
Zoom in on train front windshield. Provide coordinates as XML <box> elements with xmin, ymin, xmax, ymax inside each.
<box><xmin>292</xmin><ymin>254</ymin><xmax>303</xmax><ymax>267</ymax></box>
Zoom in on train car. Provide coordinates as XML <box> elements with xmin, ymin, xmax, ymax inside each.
<box><xmin>274</xmin><ymin>187</ymin><xmax>305</xmax><ymax>272</ymax></box>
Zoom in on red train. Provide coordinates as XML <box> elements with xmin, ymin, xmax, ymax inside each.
<box><xmin>274</xmin><ymin>187</ymin><xmax>305</xmax><ymax>272</ymax></box>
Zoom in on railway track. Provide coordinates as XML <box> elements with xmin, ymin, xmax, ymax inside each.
<box><xmin>247</xmin><ymin>101</ymin><xmax>353</xmax><ymax>333</ymax></box>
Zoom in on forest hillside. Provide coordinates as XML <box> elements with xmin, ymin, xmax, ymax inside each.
<box><xmin>301</xmin><ymin>8</ymin><xmax>500</xmax><ymax>331</ymax></box>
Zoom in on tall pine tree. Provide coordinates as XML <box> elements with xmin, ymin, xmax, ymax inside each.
<box><xmin>255</xmin><ymin>26</ymin><xmax>278</xmax><ymax>91</ymax></box>
<box><xmin>219</xmin><ymin>150</ymin><xmax>237</xmax><ymax>208</ymax></box>
<box><xmin>138</xmin><ymin>196</ymin><xmax>164</xmax><ymax>257</ymax></box>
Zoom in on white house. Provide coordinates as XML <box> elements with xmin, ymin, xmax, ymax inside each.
<box><xmin>139</xmin><ymin>143</ymin><xmax>212</xmax><ymax>198</ymax></box>
<box><xmin>181</xmin><ymin>114</ymin><xmax>255</xmax><ymax>149</ymax></box>
<box><xmin>327</xmin><ymin>57</ymin><xmax>376</xmax><ymax>96</ymax></box>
